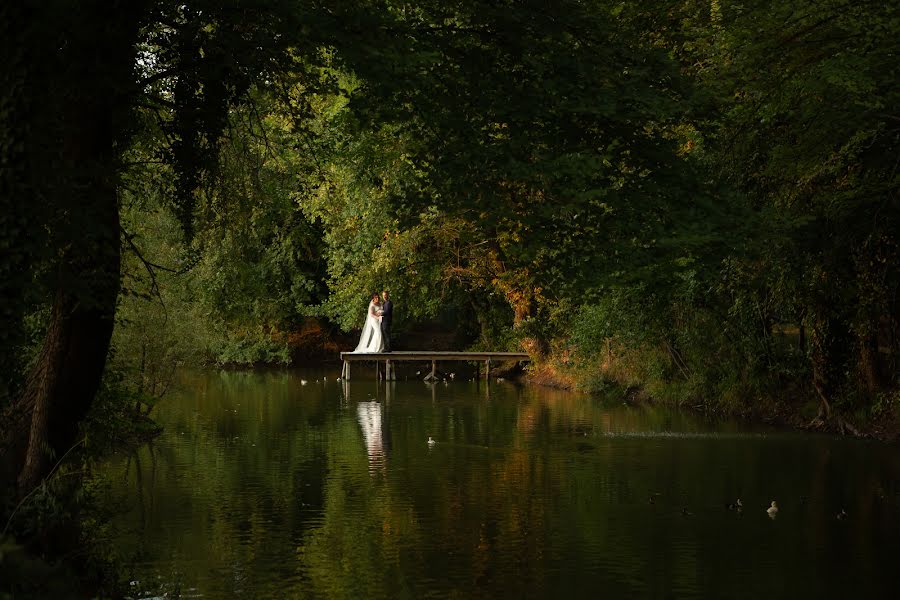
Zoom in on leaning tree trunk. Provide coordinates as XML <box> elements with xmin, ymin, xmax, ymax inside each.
<box><xmin>0</xmin><ymin>0</ymin><xmax>143</xmax><ymax>497</ymax></box>
<box><xmin>854</xmin><ymin>264</ymin><xmax>887</xmax><ymax>399</ymax></box>
<box><xmin>857</xmin><ymin>325</ymin><xmax>883</xmax><ymax>399</ymax></box>
<box><xmin>808</xmin><ymin>309</ymin><xmax>854</xmax><ymax>431</ymax></box>
<box><xmin>14</xmin><ymin>263</ymin><xmax>120</xmax><ymax>494</ymax></box>
<box><xmin>505</xmin><ymin>284</ymin><xmax>550</xmax><ymax>359</ymax></box>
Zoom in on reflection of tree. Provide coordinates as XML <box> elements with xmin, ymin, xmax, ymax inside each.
<box><xmin>94</xmin><ymin>373</ymin><xmax>900</xmax><ymax>598</ymax></box>
<box><xmin>298</xmin><ymin>411</ymin><xmax>422</xmax><ymax>598</ymax></box>
<box><xmin>357</xmin><ymin>401</ymin><xmax>387</xmax><ymax>475</ymax></box>
<box><xmin>93</xmin><ymin>370</ymin><xmax>335</xmax><ymax>597</ymax></box>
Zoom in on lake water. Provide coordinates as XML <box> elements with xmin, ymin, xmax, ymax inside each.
<box><xmin>96</xmin><ymin>368</ymin><xmax>900</xmax><ymax>598</ymax></box>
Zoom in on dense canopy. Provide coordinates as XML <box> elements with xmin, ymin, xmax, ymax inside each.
<box><xmin>0</xmin><ymin>3</ymin><xmax>897</xmax><ymax>577</ymax></box>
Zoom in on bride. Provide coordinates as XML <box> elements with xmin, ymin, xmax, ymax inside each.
<box><xmin>352</xmin><ymin>293</ymin><xmax>385</xmax><ymax>353</ymax></box>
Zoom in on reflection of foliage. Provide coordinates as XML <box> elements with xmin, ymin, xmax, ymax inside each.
<box><xmin>299</xmin><ymin>417</ymin><xmax>416</xmax><ymax>598</ymax></box>
<box><xmin>92</xmin><ymin>373</ymin><xmax>900</xmax><ymax>597</ymax></box>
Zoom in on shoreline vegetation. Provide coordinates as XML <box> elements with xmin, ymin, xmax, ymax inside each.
<box><xmin>525</xmin><ymin>352</ymin><xmax>900</xmax><ymax>443</ymax></box>
<box><xmin>176</xmin><ymin>322</ymin><xmax>898</xmax><ymax>442</ymax></box>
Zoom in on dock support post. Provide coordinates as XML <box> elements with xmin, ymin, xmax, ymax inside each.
<box><xmin>386</xmin><ymin>360</ymin><xmax>394</xmax><ymax>381</ymax></box>
<box><xmin>424</xmin><ymin>360</ymin><xmax>437</xmax><ymax>382</ymax></box>
<box><xmin>344</xmin><ymin>361</ymin><xmax>350</xmax><ymax>381</ymax></box>
<box><xmin>485</xmin><ymin>358</ymin><xmax>491</xmax><ymax>380</ymax></box>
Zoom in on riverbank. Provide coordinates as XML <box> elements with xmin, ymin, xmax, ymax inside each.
<box><xmin>185</xmin><ymin>317</ymin><xmax>900</xmax><ymax>443</ymax></box>
<box><xmin>525</xmin><ymin>357</ymin><xmax>900</xmax><ymax>442</ymax></box>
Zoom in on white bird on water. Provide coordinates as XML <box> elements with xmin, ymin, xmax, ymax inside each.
<box><xmin>300</xmin><ymin>379</ymin><xmax>308</xmax><ymax>385</ymax></box>
<box><xmin>767</xmin><ymin>501</ymin><xmax>779</xmax><ymax>518</ymax></box>
<box><xmin>427</xmin><ymin>436</ymin><xmax>436</xmax><ymax>447</ymax></box>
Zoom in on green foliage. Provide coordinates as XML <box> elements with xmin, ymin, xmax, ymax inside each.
<box><xmin>344</xmin><ymin>1</ymin><xmax>703</xmax><ymax>294</ymax></box>
<box><xmin>529</xmin><ymin>0</ymin><xmax>898</xmax><ymax>421</ymax></box>
<box><xmin>2</xmin><ymin>0</ymin><xmax>898</xmax><ymax>594</ymax></box>
<box><xmin>80</xmin><ymin>369</ymin><xmax>164</xmax><ymax>455</ymax></box>
<box><xmin>104</xmin><ymin>0</ymin><xmax>897</xmax><ymax>422</ymax></box>
<box><xmin>114</xmin><ymin>88</ymin><xmax>334</xmax><ymax>369</ymax></box>
<box><xmin>3</xmin><ymin>3</ymin><xmax>898</xmax><ymax>561</ymax></box>
<box><xmin>0</xmin><ymin>413</ymin><xmax>135</xmax><ymax>598</ymax></box>
<box><xmin>0</xmin><ymin>468</ymin><xmax>132</xmax><ymax>598</ymax></box>
<box><xmin>207</xmin><ymin>327</ymin><xmax>292</xmax><ymax>366</ymax></box>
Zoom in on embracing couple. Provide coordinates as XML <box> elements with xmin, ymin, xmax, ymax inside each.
<box><xmin>352</xmin><ymin>290</ymin><xmax>392</xmax><ymax>353</ymax></box>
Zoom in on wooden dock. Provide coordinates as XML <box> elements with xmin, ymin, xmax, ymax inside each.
<box><xmin>339</xmin><ymin>351</ymin><xmax>530</xmax><ymax>381</ymax></box>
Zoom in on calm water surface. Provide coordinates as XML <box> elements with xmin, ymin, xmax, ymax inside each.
<box><xmin>97</xmin><ymin>369</ymin><xmax>900</xmax><ymax>598</ymax></box>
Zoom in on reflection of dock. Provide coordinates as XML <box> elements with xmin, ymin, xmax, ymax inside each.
<box><xmin>340</xmin><ymin>351</ymin><xmax>529</xmax><ymax>381</ymax></box>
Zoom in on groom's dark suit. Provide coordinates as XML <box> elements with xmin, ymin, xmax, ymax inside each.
<box><xmin>380</xmin><ymin>299</ymin><xmax>393</xmax><ymax>352</ymax></box>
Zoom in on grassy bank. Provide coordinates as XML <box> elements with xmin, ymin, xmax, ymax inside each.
<box><xmin>527</xmin><ymin>341</ymin><xmax>900</xmax><ymax>442</ymax></box>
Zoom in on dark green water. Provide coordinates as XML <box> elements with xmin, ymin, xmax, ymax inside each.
<box><xmin>98</xmin><ymin>369</ymin><xmax>900</xmax><ymax>599</ymax></box>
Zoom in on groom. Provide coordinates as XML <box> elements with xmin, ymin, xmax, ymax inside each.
<box><xmin>380</xmin><ymin>290</ymin><xmax>393</xmax><ymax>352</ymax></box>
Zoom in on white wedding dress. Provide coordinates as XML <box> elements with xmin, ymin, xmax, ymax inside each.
<box><xmin>352</xmin><ymin>301</ymin><xmax>384</xmax><ymax>353</ymax></box>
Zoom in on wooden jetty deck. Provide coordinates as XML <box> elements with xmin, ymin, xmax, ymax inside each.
<box><xmin>339</xmin><ymin>351</ymin><xmax>530</xmax><ymax>381</ymax></box>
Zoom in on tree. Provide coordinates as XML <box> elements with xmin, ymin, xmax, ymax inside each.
<box><xmin>0</xmin><ymin>0</ymin><xmax>146</xmax><ymax>496</ymax></box>
<box><xmin>0</xmin><ymin>0</ymin><xmax>338</xmax><ymax>497</ymax></box>
<box><xmin>692</xmin><ymin>0</ymin><xmax>899</xmax><ymax>421</ymax></box>
<box><xmin>302</xmin><ymin>0</ymin><xmax>709</xmax><ymax>354</ymax></box>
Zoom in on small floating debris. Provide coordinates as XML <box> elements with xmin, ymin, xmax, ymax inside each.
<box><xmin>767</xmin><ymin>501</ymin><xmax>779</xmax><ymax>518</ymax></box>
<box><xmin>836</xmin><ymin>508</ymin><xmax>848</xmax><ymax>520</ymax></box>
<box><xmin>427</xmin><ymin>436</ymin><xmax>436</xmax><ymax>447</ymax></box>
<box><xmin>300</xmin><ymin>379</ymin><xmax>308</xmax><ymax>385</ymax></box>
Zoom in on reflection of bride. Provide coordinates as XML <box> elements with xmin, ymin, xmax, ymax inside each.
<box><xmin>357</xmin><ymin>401</ymin><xmax>385</xmax><ymax>474</ymax></box>
<box><xmin>352</xmin><ymin>293</ymin><xmax>384</xmax><ymax>353</ymax></box>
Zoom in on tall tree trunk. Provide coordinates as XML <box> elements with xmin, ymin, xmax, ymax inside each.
<box><xmin>857</xmin><ymin>325</ymin><xmax>882</xmax><ymax>398</ymax></box>
<box><xmin>17</xmin><ymin>262</ymin><xmax>119</xmax><ymax>493</ymax></box>
<box><xmin>507</xmin><ymin>286</ymin><xmax>549</xmax><ymax>359</ymax></box>
<box><xmin>809</xmin><ymin>311</ymin><xmax>851</xmax><ymax>422</ymax></box>
<box><xmin>0</xmin><ymin>0</ymin><xmax>142</xmax><ymax>497</ymax></box>
<box><xmin>854</xmin><ymin>253</ymin><xmax>888</xmax><ymax>400</ymax></box>
<box><xmin>3</xmin><ymin>134</ymin><xmax>121</xmax><ymax>498</ymax></box>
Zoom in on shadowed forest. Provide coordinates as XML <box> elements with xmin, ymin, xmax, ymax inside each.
<box><xmin>1</xmin><ymin>0</ymin><xmax>897</xmax><ymax>595</ymax></box>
